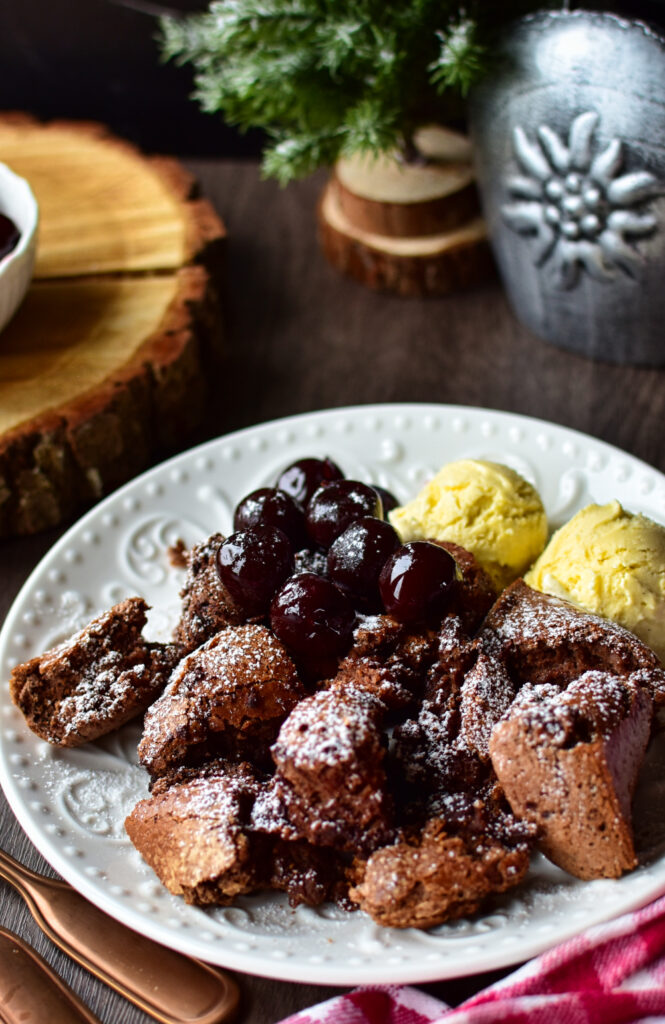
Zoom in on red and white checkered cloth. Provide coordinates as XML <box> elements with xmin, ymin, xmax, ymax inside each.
<box><xmin>281</xmin><ymin>894</ymin><xmax>665</xmax><ymax>1024</ymax></box>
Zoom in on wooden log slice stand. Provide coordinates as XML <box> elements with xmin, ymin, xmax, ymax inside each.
<box><xmin>0</xmin><ymin>115</ymin><xmax>226</xmax><ymax>538</ymax></box>
<box><xmin>318</xmin><ymin>125</ymin><xmax>494</xmax><ymax>297</ymax></box>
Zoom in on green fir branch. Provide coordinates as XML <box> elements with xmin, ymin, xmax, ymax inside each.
<box><xmin>428</xmin><ymin>18</ymin><xmax>486</xmax><ymax>97</ymax></box>
<box><xmin>158</xmin><ymin>0</ymin><xmax>537</xmax><ymax>183</ymax></box>
<box><xmin>340</xmin><ymin>97</ymin><xmax>401</xmax><ymax>159</ymax></box>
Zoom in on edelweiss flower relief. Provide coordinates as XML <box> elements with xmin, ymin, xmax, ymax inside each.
<box><xmin>502</xmin><ymin>111</ymin><xmax>663</xmax><ymax>288</ymax></box>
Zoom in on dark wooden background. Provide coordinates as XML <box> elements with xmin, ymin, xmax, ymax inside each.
<box><xmin>1</xmin><ymin>0</ymin><xmax>665</xmax><ymax>158</ymax></box>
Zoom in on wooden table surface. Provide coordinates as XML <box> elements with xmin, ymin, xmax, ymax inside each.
<box><xmin>1</xmin><ymin>158</ymin><xmax>665</xmax><ymax>1023</ymax></box>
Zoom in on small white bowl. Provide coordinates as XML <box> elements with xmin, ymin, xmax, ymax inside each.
<box><xmin>0</xmin><ymin>162</ymin><xmax>38</xmax><ymax>334</ymax></box>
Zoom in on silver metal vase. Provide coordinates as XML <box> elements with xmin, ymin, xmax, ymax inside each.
<box><xmin>469</xmin><ymin>10</ymin><xmax>665</xmax><ymax>365</ymax></box>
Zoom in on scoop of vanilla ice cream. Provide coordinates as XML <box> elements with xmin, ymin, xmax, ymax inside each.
<box><xmin>389</xmin><ymin>459</ymin><xmax>547</xmax><ymax>591</ymax></box>
<box><xmin>525</xmin><ymin>500</ymin><xmax>665</xmax><ymax>664</ymax></box>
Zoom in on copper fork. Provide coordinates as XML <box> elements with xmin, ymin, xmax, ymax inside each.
<box><xmin>0</xmin><ymin>847</ymin><xmax>239</xmax><ymax>1024</ymax></box>
<box><xmin>0</xmin><ymin>926</ymin><xmax>101</xmax><ymax>1024</ymax></box>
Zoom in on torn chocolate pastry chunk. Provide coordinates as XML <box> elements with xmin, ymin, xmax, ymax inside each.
<box><xmin>251</xmin><ymin>781</ymin><xmax>351</xmax><ymax>907</ymax></box>
<box><xmin>391</xmin><ymin>610</ymin><xmax>493</xmax><ymax>799</ymax></box>
<box><xmin>139</xmin><ymin>623</ymin><xmax>305</xmax><ymax>779</ymax></box>
<box><xmin>457</xmin><ymin>649</ymin><xmax>517</xmax><ymax>764</ymax></box>
<box><xmin>458</xmin><ymin>580</ymin><xmax>665</xmax><ymax>761</ymax></box>
<box><xmin>480</xmin><ymin>580</ymin><xmax>665</xmax><ymax>706</ymax></box>
<box><xmin>10</xmin><ymin>597</ymin><xmax>178</xmax><ymax>747</ymax></box>
<box><xmin>172</xmin><ymin>533</ymin><xmax>248</xmax><ymax>653</ymax></box>
<box><xmin>349</xmin><ymin>787</ymin><xmax>533</xmax><ymax>930</ymax></box>
<box><xmin>268</xmin><ymin>837</ymin><xmax>350</xmax><ymax>908</ymax></box>
<box><xmin>331</xmin><ymin>613</ymin><xmax>439</xmax><ymax>712</ymax></box>
<box><xmin>126</xmin><ymin>757</ymin><xmax>349</xmax><ymax>909</ymax></box>
<box><xmin>393</xmin><ymin>689</ymin><xmax>490</xmax><ymax>802</ymax></box>
<box><xmin>490</xmin><ymin>671</ymin><xmax>653</xmax><ymax>879</ymax></box>
<box><xmin>270</xmin><ymin>684</ymin><xmax>395</xmax><ymax>854</ymax></box>
<box><xmin>333</xmin><ymin>541</ymin><xmax>495</xmax><ymax>717</ymax></box>
<box><xmin>125</xmin><ymin>760</ymin><xmax>266</xmax><ymax>904</ymax></box>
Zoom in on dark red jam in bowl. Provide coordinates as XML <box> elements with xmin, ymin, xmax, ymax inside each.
<box><xmin>0</xmin><ymin>213</ymin><xmax>20</xmax><ymax>261</ymax></box>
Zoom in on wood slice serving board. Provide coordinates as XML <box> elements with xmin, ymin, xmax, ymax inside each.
<box><xmin>318</xmin><ymin>125</ymin><xmax>494</xmax><ymax>296</ymax></box>
<box><xmin>0</xmin><ymin>116</ymin><xmax>225</xmax><ymax>537</ymax></box>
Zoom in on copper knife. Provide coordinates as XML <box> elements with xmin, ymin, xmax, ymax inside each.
<box><xmin>0</xmin><ymin>926</ymin><xmax>101</xmax><ymax>1024</ymax></box>
<box><xmin>0</xmin><ymin>848</ymin><xmax>239</xmax><ymax>1024</ymax></box>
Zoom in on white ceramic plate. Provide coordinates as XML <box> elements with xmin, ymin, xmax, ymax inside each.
<box><xmin>1</xmin><ymin>404</ymin><xmax>665</xmax><ymax>986</ymax></box>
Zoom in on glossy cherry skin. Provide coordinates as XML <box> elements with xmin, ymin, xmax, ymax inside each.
<box><xmin>270</xmin><ymin>572</ymin><xmax>355</xmax><ymax>662</ymax></box>
<box><xmin>276</xmin><ymin>457</ymin><xmax>344</xmax><ymax>507</ymax></box>
<box><xmin>305</xmin><ymin>480</ymin><xmax>383</xmax><ymax>549</ymax></box>
<box><xmin>371</xmin><ymin>485</ymin><xmax>399</xmax><ymax>516</ymax></box>
<box><xmin>233</xmin><ymin>487</ymin><xmax>307</xmax><ymax>549</ymax></box>
<box><xmin>216</xmin><ymin>525</ymin><xmax>294</xmax><ymax>616</ymax></box>
<box><xmin>378</xmin><ymin>541</ymin><xmax>458</xmax><ymax>623</ymax></box>
<box><xmin>327</xmin><ymin>517</ymin><xmax>401</xmax><ymax>608</ymax></box>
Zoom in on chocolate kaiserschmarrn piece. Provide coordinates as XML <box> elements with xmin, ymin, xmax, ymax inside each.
<box><xmin>270</xmin><ymin>684</ymin><xmax>394</xmax><ymax>854</ymax></box>
<box><xmin>172</xmin><ymin>534</ymin><xmax>247</xmax><ymax>653</ymax></box>
<box><xmin>350</xmin><ymin>823</ymin><xmax>530</xmax><ymax>930</ymax></box>
<box><xmin>477</xmin><ymin>580</ymin><xmax>665</xmax><ymax>709</ymax></box>
<box><xmin>126</xmin><ymin>756</ymin><xmax>350</xmax><ymax>909</ymax></box>
<box><xmin>457</xmin><ymin>580</ymin><xmax>665</xmax><ymax>762</ymax></box>
<box><xmin>125</xmin><ymin>760</ymin><xmax>265</xmax><ymax>904</ymax></box>
<box><xmin>139</xmin><ymin>623</ymin><xmax>305</xmax><ymax>778</ymax></box>
<box><xmin>10</xmin><ymin>597</ymin><xmax>177</xmax><ymax>747</ymax></box>
<box><xmin>330</xmin><ymin>613</ymin><xmax>439</xmax><ymax>711</ymax></box>
<box><xmin>490</xmin><ymin>671</ymin><xmax>653</xmax><ymax>879</ymax></box>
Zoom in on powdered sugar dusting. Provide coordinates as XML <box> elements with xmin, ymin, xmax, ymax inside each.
<box><xmin>506</xmin><ymin>672</ymin><xmax>641</xmax><ymax>748</ymax></box>
<box><xmin>274</xmin><ymin>685</ymin><xmax>384</xmax><ymax>769</ymax></box>
<box><xmin>488</xmin><ymin>582</ymin><xmax>656</xmax><ymax>656</ymax></box>
<box><xmin>139</xmin><ymin>624</ymin><xmax>302</xmax><ymax>775</ymax></box>
<box><xmin>60</xmin><ymin>664</ymin><xmax>144</xmax><ymax>739</ymax></box>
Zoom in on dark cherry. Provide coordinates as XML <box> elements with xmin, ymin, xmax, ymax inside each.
<box><xmin>276</xmin><ymin>457</ymin><xmax>344</xmax><ymax>507</ymax></box>
<box><xmin>327</xmin><ymin>517</ymin><xmax>401</xmax><ymax>607</ymax></box>
<box><xmin>371</xmin><ymin>485</ymin><xmax>399</xmax><ymax>516</ymax></box>
<box><xmin>378</xmin><ymin>541</ymin><xmax>458</xmax><ymax>623</ymax></box>
<box><xmin>233</xmin><ymin>487</ymin><xmax>307</xmax><ymax>548</ymax></box>
<box><xmin>0</xmin><ymin>213</ymin><xmax>19</xmax><ymax>261</ymax></box>
<box><xmin>270</xmin><ymin>572</ymin><xmax>355</xmax><ymax>661</ymax></box>
<box><xmin>305</xmin><ymin>480</ymin><xmax>384</xmax><ymax>549</ymax></box>
<box><xmin>216</xmin><ymin>525</ymin><xmax>294</xmax><ymax>616</ymax></box>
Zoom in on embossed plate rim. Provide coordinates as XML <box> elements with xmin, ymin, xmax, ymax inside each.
<box><xmin>1</xmin><ymin>403</ymin><xmax>665</xmax><ymax>986</ymax></box>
